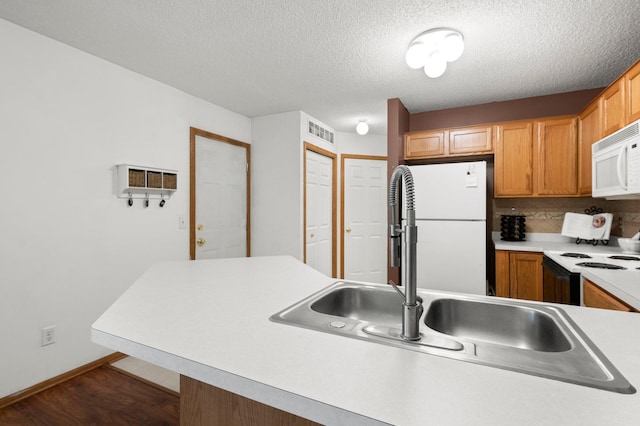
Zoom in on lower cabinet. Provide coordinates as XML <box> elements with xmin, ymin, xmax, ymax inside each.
<box><xmin>583</xmin><ymin>279</ymin><xmax>638</xmax><ymax>312</ymax></box>
<box><xmin>495</xmin><ymin>250</ymin><xmax>543</xmax><ymax>301</ymax></box>
<box><xmin>180</xmin><ymin>375</ymin><xmax>319</xmax><ymax>425</ymax></box>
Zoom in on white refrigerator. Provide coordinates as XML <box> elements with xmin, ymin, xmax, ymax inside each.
<box><xmin>402</xmin><ymin>161</ymin><xmax>487</xmax><ymax>295</ymax></box>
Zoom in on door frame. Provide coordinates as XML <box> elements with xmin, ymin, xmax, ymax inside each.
<box><xmin>303</xmin><ymin>142</ymin><xmax>337</xmax><ymax>277</ymax></box>
<box><xmin>190</xmin><ymin>127</ymin><xmax>251</xmax><ymax>260</ymax></box>
<box><xmin>340</xmin><ymin>154</ymin><xmax>387</xmax><ymax>279</ymax></box>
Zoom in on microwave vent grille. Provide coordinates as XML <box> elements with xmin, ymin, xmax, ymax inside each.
<box><xmin>593</xmin><ymin>121</ymin><xmax>639</xmax><ymax>153</ymax></box>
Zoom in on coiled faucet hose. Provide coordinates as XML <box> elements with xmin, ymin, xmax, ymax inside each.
<box><xmin>389</xmin><ymin>165</ymin><xmax>415</xmax><ymax>210</ymax></box>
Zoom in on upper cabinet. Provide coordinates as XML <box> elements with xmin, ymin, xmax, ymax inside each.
<box><xmin>448</xmin><ymin>126</ymin><xmax>493</xmax><ymax>155</ymax></box>
<box><xmin>403</xmin><ymin>59</ymin><xmax>640</xmax><ymax>199</ymax></box>
<box><xmin>405</xmin><ymin>125</ymin><xmax>492</xmax><ymax>160</ymax></box>
<box><xmin>626</xmin><ymin>60</ymin><xmax>640</xmax><ymax>124</ymax></box>
<box><xmin>577</xmin><ymin>99</ymin><xmax>602</xmax><ymax>196</ymax></box>
<box><xmin>494</xmin><ymin>121</ymin><xmax>534</xmax><ymax>196</ymax></box>
<box><xmin>404</xmin><ymin>129</ymin><xmax>445</xmax><ymax>158</ymax></box>
<box><xmin>494</xmin><ymin>116</ymin><xmax>578</xmax><ymax>197</ymax></box>
<box><xmin>601</xmin><ymin>78</ymin><xmax>626</xmax><ymax>136</ymax></box>
<box><xmin>536</xmin><ymin>117</ymin><xmax>578</xmax><ymax>196</ymax></box>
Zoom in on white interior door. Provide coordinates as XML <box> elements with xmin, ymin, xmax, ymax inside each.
<box><xmin>193</xmin><ymin>132</ymin><xmax>249</xmax><ymax>260</ymax></box>
<box><xmin>343</xmin><ymin>158</ymin><xmax>387</xmax><ymax>283</ymax></box>
<box><xmin>305</xmin><ymin>149</ymin><xmax>333</xmax><ymax>277</ymax></box>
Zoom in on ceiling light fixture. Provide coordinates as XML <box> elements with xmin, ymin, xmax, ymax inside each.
<box><xmin>405</xmin><ymin>28</ymin><xmax>464</xmax><ymax>78</ymax></box>
<box><xmin>356</xmin><ymin>120</ymin><xmax>369</xmax><ymax>135</ymax></box>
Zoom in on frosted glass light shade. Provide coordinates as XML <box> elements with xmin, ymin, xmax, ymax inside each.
<box><xmin>405</xmin><ymin>41</ymin><xmax>427</xmax><ymax>69</ymax></box>
<box><xmin>406</xmin><ymin>28</ymin><xmax>464</xmax><ymax>78</ymax></box>
<box><xmin>356</xmin><ymin>121</ymin><xmax>369</xmax><ymax>135</ymax></box>
<box><xmin>442</xmin><ymin>33</ymin><xmax>464</xmax><ymax>62</ymax></box>
<box><xmin>424</xmin><ymin>52</ymin><xmax>447</xmax><ymax>78</ymax></box>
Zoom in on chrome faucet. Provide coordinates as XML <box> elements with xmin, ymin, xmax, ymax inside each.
<box><xmin>388</xmin><ymin>165</ymin><xmax>422</xmax><ymax>341</ymax></box>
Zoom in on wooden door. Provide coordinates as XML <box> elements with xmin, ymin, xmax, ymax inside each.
<box><xmin>578</xmin><ymin>100</ymin><xmax>602</xmax><ymax>195</ymax></box>
<box><xmin>190</xmin><ymin>128</ymin><xmax>250</xmax><ymax>260</ymax></box>
<box><xmin>342</xmin><ymin>156</ymin><xmax>387</xmax><ymax>283</ymax></box>
<box><xmin>602</xmin><ymin>78</ymin><xmax>625</xmax><ymax>137</ymax></box>
<box><xmin>509</xmin><ymin>252</ymin><xmax>543</xmax><ymax>301</ymax></box>
<box><xmin>536</xmin><ymin>117</ymin><xmax>578</xmax><ymax>196</ymax></box>
<box><xmin>625</xmin><ymin>61</ymin><xmax>640</xmax><ymax>124</ymax></box>
<box><xmin>494</xmin><ymin>121</ymin><xmax>534</xmax><ymax>197</ymax></box>
<box><xmin>304</xmin><ymin>144</ymin><xmax>336</xmax><ymax>277</ymax></box>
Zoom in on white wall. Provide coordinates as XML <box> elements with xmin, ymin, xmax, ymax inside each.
<box><xmin>0</xmin><ymin>19</ymin><xmax>251</xmax><ymax>398</ymax></box>
<box><xmin>252</xmin><ymin>112</ymin><xmax>342</xmax><ymax>261</ymax></box>
<box><xmin>336</xmin><ymin>131</ymin><xmax>387</xmax><ymax>157</ymax></box>
<box><xmin>251</xmin><ymin>111</ymin><xmax>303</xmax><ymax>258</ymax></box>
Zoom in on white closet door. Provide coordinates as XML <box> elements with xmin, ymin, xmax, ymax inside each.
<box><xmin>343</xmin><ymin>158</ymin><xmax>387</xmax><ymax>283</ymax></box>
<box><xmin>305</xmin><ymin>149</ymin><xmax>333</xmax><ymax>277</ymax></box>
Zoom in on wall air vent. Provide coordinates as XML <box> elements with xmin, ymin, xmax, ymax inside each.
<box><xmin>308</xmin><ymin>120</ymin><xmax>335</xmax><ymax>144</ymax></box>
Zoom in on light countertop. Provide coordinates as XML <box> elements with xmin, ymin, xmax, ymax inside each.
<box><xmin>92</xmin><ymin>255</ymin><xmax>640</xmax><ymax>425</ymax></box>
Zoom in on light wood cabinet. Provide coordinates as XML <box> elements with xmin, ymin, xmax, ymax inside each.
<box><xmin>535</xmin><ymin>117</ymin><xmax>578</xmax><ymax>196</ymax></box>
<box><xmin>494</xmin><ymin>116</ymin><xmax>578</xmax><ymax>197</ymax></box>
<box><xmin>577</xmin><ymin>99</ymin><xmax>602</xmax><ymax>195</ymax></box>
<box><xmin>404</xmin><ymin>130</ymin><xmax>445</xmax><ymax>158</ymax></box>
<box><xmin>181</xmin><ymin>375</ymin><xmax>319</xmax><ymax>425</ymax></box>
<box><xmin>448</xmin><ymin>126</ymin><xmax>493</xmax><ymax>155</ymax></box>
<box><xmin>625</xmin><ymin>60</ymin><xmax>640</xmax><ymax>124</ymax></box>
<box><xmin>495</xmin><ymin>250</ymin><xmax>543</xmax><ymax>302</ymax></box>
<box><xmin>494</xmin><ymin>121</ymin><xmax>534</xmax><ymax>196</ymax></box>
<box><xmin>601</xmin><ymin>78</ymin><xmax>625</xmax><ymax>136</ymax></box>
<box><xmin>405</xmin><ymin>125</ymin><xmax>492</xmax><ymax>160</ymax></box>
<box><xmin>583</xmin><ymin>279</ymin><xmax>638</xmax><ymax>312</ymax></box>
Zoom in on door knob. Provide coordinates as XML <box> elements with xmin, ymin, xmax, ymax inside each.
<box><xmin>196</xmin><ymin>238</ymin><xmax>206</xmax><ymax>247</ymax></box>
<box><xmin>346</xmin><ymin>227</ymin><xmax>352</xmax><ymax>233</ymax></box>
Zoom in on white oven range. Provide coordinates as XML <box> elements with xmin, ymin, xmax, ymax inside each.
<box><xmin>543</xmin><ymin>248</ymin><xmax>640</xmax><ymax>306</ymax></box>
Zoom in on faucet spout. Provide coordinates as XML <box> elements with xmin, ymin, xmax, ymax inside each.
<box><xmin>389</xmin><ymin>165</ymin><xmax>422</xmax><ymax>341</ymax></box>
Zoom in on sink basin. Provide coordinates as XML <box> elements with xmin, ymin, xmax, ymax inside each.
<box><xmin>311</xmin><ymin>286</ymin><xmax>402</xmax><ymax>325</ymax></box>
<box><xmin>270</xmin><ymin>281</ymin><xmax>635</xmax><ymax>394</ymax></box>
<box><xmin>424</xmin><ymin>298</ymin><xmax>571</xmax><ymax>352</ymax></box>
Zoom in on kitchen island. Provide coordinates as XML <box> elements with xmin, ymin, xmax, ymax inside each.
<box><xmin>92</xmin><ymin>256</ymin><xmax>640</xmax><ymax>425</ymax></box>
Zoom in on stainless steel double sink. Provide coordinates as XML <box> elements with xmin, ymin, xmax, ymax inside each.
<box><xmin>270</xmin><ymin>281</ymin><xmax>635</xmax><ymax>394</ymax></box>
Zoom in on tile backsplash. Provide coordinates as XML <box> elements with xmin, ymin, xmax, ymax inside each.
<box><xmin>493</xmin><ymin>198</ymin><xmax>640</xmax><ymax>238</ymax></box>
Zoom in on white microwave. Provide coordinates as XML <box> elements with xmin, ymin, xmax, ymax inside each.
<box><xmin>592</xmin><ymin>118</ymin><xmax>640</xmax><ymax>199</ymax></box>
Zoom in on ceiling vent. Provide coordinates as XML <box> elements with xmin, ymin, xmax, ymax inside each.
<box><xmin>308</xmin><ymin>120</ymin><xmax>334</xmax><ymax>144</ymax></box>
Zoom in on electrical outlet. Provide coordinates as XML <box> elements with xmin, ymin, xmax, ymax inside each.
<box><xmin>41</xmin><ymin>325</ymin><xmax>56</xmax><ymax>346</ymax></box>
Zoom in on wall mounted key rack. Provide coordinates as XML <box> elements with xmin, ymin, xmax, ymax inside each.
<box><xmin>116</xmin><ymin>164</ymin><xmax>177</xmax><ymax>207</ymax></box>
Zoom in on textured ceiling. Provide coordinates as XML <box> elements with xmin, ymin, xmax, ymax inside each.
<box><xmin>2</xmin><ymin>0</ymin><xmax>640</xmax><ymax>135</ymax></box>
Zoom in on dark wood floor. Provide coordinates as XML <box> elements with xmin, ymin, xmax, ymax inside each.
<box><xmin>0</xmin><ymin>365</ymin><xmax>179</xmax><ymax>425</ymax></box>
